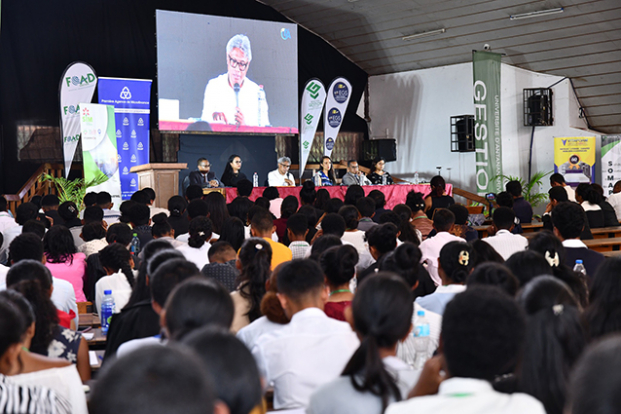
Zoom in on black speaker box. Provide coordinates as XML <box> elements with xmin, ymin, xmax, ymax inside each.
<box><xmin>361</xmin><ymin>139</ymin><xmax>397</xmax><ymax>162</ymax></box>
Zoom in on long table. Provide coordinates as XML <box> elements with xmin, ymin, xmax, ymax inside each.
<box><xmin>223</xmin><ymin>183</ymin><xmax>453</xmax><ymax>210</ymax></box>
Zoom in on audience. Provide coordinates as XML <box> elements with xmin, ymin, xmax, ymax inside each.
<box><xmin>425</xmin><ymin>175</ymin><xmax>455</xmax><ymax>219</ymax></box>
<box><xmin>167</xmin><ymin>195</ymin><xmax>189</xmax><ymax>237</ymax></box>
<box><xmin>506</xmin><ymin>180</ymin><xmax>533</xmax><ymax>224</ymax></box>
<box><xmin>320</xmin><ymin>245</ymin><xmax>358</xmax><ymax>321</ymax></box>
<box><xmin>286</xmin><ymin>213</ymin><xmax>311</xmax><ymax>259</ymax></box>
<box><xmin>176</xmin><ymin>216</ymin><xmax>213</xmax><ymax>269</ymax></box>
<box><xmin>356</xmin><ymin>197</ymin><xmax>378</xmax><ymax>232</ymax></box>
<box><xmin>482</xmin><ymin>207</ymin><xmax>528</xmax><ymax>259</ymax></box>
<box><xmin>218</xmin><ymin>216</ymin><xmax>245</xmax><ymax>251</ymax></box>
<box><xmin>419</xmin><ymin>208</ymin><xmax>464</xmax><ymax>285</ymax></box>
<box><xmin>583</xmin><ymin>257</ymin><xmax>621</xmax><ymax>341</ymax></box>
<box><xmin>44</xmin><ymin>225</ymin><xmax>87</xmax><ymax>302</ymax></box>
<box><xmin>249</xmin><ymin>207</ymin><xmax>292</xmax><ymax>268</ymax></box>
<box><xmin>575</xmin><ymin>183</ymin><xmax>605</xmax><ymax>228</ymax></box>
<box><xmin>406</xmin><ymin>191</ymin><xmax>433</xmax><ymax>240</ymax></box>
<box><xmin>392</xmin><ymin>204</ymin><xmax>421</xmax><ymax>245</ymax></box>
<box><xmin>201</xmin><ymin>241</ymin><xmax>239</xmax><ymax>292</ymax></box>
<box><xmin>359</xmin><ymin>223</ymin><xmax>399</xmax><ymax>281</ymax></box>
<box><xmin>78</xmin><ymin>221</ymin><xmax>108</xmax><ymax>257</ymax></box>
<box><xmin>95</xmin><ymin>243</ymin><xmax>135</xmax><ymax>315</ymax></box>
<box><xmin>467</xmin><ymin>262</ymin><xmax>519</xmax><ymax>297</ymax></box>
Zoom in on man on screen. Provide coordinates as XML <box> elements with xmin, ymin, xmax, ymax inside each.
<box><xmin>200</xmin><ymin>34</ymin><xmax>270</xmax><ymax>127</ymax></box>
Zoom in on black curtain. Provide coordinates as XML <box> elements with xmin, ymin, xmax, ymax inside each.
<box><xmin>0</xmin><ymin>0</ymin><xmax>368</xmax><ymax>193</ymax></box>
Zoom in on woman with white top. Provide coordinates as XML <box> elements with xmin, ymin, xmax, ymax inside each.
<box><xmin>308</xmin><ymin>273</ymin><xmax>419</xmax><ymax>414</ymax></box>
<box><xmin>95</xmin><ymin>243</ymin><xmax>135</xmax><ymax>316</ymax></box>
<box><xmin>176</xmin><ymin>216</ymin><xmax>213</xmax><ymax>270</ymax></box>
<box><xmin>575</xmin><ymin>183</ymin><xmax>605</xmax><ymax>228</ymax></box>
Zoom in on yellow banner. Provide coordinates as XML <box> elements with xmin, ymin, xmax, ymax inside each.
<box><xmin>554</xmin><ymin>137</ymin><xmax>596</xmax><ymax>186</ymax></box>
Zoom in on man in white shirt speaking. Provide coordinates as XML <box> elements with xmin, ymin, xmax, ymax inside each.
<box><xmin>251</xmin><ymin>259</ymin><xmax>359</xmax><ymax>410</ymax></box>
<box><xmin>482</xmin><ymin>207</ymin><xmax>528</xmax><ymax>260</ymax></box>
<box><xmin>267</xmin><ymin>157</ymin><xmax>295</xmax><ymax>187</ymax></box>
<box><xmin>201</xmin><ymin>34</ymin><xmax>270</xmax><ymax>127</ymax></box>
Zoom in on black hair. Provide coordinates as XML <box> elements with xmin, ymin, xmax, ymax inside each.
<box><xmin>119</xmin><ymin>200</ymin><xmax>136</xmax><ymax>224</ymax></box>
<box><xmin>164</xmin><ymin>278</ymin><xmax>234</xmax><ymax>341</ymax></box>
<box><xmin>517</xmin><ymin>276</ymin><xmax>585</xmax><ymax>414</ymax></box>
<box><xmin>262</xmin><ymin>187</ymin><xmax>279</xmax><ymax>200</ymax></box>
<box><xmin>0</xmin><ymin>290</ymin><xmax>29</xmax><ymax>357</ymax></box>
<box><xmin>286</xmin><ymin>213</ymin><xmax>308</xmax><ymax>237</ymax></box>
<box><xmin>377</xmin><ymin>211</ymin><xmax>399</xmax><ymax>226</ymax></box>
<box><xmin>130</xmin><ymin>190</ymin><xmax>150</xmax><ymax>205</ymax></box>
<box><xmin>365</xmin><ymin>223</ymin><xmax>398</xmax><ymax>255</ymax></box>
<box><xmin>41</xmin><ymin>194</ymin><xmax>60</xmax><ymax>208</ymax></box>
<box><xmin>319</xmin><ymin>155</ymin><xmax>336</xmax><ymax>183</ymax></box>
<box><xmin>299</xmin><ymin>180</ymin><xmax>317</xmax><ymax>205</ymax></box>
<box><xmin>405</xmin><ymin>191</ymin><xmax>426</xmax><ymax>213</ymax></box>
<box><xmin>313</xmin><ymin>188</ymin><xmax>330</xmax><ymax>210</ymax></box>
<box><xmin>468</xmin><ymin>239</ymin><xmax>504</xmax><ymax>266</ymax></box>
<box><xmin>338</xmin><ymin>205</ymin><xmax>360</xmax><ymax>230</ymax></box>
<box><xmin>495</xmin><ymin>191</ymin><xmax>514</xmax><ymax>208</ymax></box>
<box><xmin>280</xmin><ymin>195</ymin><xmax>299</xmax><ymax>220</ymax></box>
<box><xmin>182</xmin><ymin>327</ymin><xmax>263</xmax><ymax>414</ymax></box>
<box><xmin>448</xmin><ymin>204</ymin><xmax>469</xmax><ymax>226</ymax></box>
<box><xmin>96</xmin><ymin>191</ymin><xmax>112</xmax><ymax>206</ymax></box>
<box><xmin>9</xmin><ymin>233</ymin><xmax>44</xmax><ymax>263</ymax></box>
<box><xmin>126</xmin><ymin>240</ymin><xmax>175</xmax><ymax>309</ymax></box>
<box><xmin>106</xmin><ymin>223</ymin><xmax>133</xmax><ymax>245</ymax></box>
<box><xmin>576</xmin><ymin>183</ymin><xmax>603</xmax><ymax>204</ymax></box>
<box><xmin>309</xmin><ymin>235</ymin><xmax>342</xmax><ymax>261</ymax></box>
<box><xmin>429</xmin><ymin>175</ymin><xmax>446</xmax><ymax>197</ymax></box>
<box><xmin>439</xmin><ymin>241</ymin><xmax>475</xmax><ymax>284</ymax></box>
<box><xmin>277</xmin><ymin>259</ymin><xmax>324</xmax><ymax>301</ymax></box>
<box><xmin>356</xmin><ymin>197</ymin><xmax>376</xmax><ymax>218</ymax></box>
<box><xmin>549</xmin><ymin>186</ymin><xmax>569</xmax><ymax>202</ymax></box>
<box><xmin>342</xmin><ymin>273</ymin><xmax>414</xmax><ymax>410</ymax></box>
<box><xmin>504</xmin><ymin>249</ymin><xmax>551</xmax><ymax>285</ymax></box>
<box><xmin>221</xmin><ymin>154</ymin><xmax>241</xmax><ymax>183</ymax></box>
<box><xmin>151</xmin><ymin>213</ymin><xmax>173</xmax><ymax>238</ymax></box>
<box><xmin>550</xmin><ymin>173</ymin><xmax>565</xmax><ymax>185</ymax></box>
<box><xmin>371</xmin><ymin>156</ymin><xmax>385</xmax><ymax>172</ymax></box>
<box><xmin>128</xmin><ymin>203</ymin><xmax>150</xmax><ymax>226</ymax></box>
<box><xmin>325</xmin><ymin>198</ymin><xmax>344</xmax><ymax>214</ymax></box>
<box><xmin>393</xmin><ymin>204</ymin><xmax>420</xmax><ymax>245</ymax></box>
<box><xmin>298</xmin><ymin>204</ymin><xmax>318</xmax><ymax>228</ymax></box>
<box><xmin>187</xmin><ymin>199</ymin><xmax>209</xmax><ymax>220</ymax></box>
<box><xmin>344</xmin><ymin>185</ymin><xmax>365</xmax><ymax>206</ymax></box>
<box><xmin>368</xmin><ymin>190</ymin><xmax>386</xmax><ymax>209</ymax></box>
<box><xmin>43</xmin><ymin>225</ymin><xmax>77</xmax><ymax>264</ymax></box>
<box><xmin>82</xmin><ymin>221</ymin><xmax>106</xmax><ymax>242</ymax></box>
<box><xmin>188</xmin><ymin>216</ymin><xmax>213</xmax><ymax>248</ymax></box>
<box><xmin>99</xmin><ymin>243</ymin><xmax>135</xmax><ymax>288</ymax></box>
<box><xmin>142</xmin><ymin>188</ymin><xmax>156</xmax><ymax>202</ymax></box>
<box><xmin>379</xmin><ymin>242</ymin><xmax>422</xmax><ymax>288</ymax></box>
<box><xmin>207</xmin><ymin>241</ymin><xmax>236</xmax><ymax>261</ymax></box>
<box><xmin>83</xmin><ymin>205</ymin><xmax>104</xmax><ymax>223</ymax></box>
<box><xmin>320</xmin><ymin>245</ymin><xmax>358</xmax><ymax>287</ymax></box>
<box><xmin>22</xmin><ymin>219</ymin><xmax>46</xmax><ymax>239</ymax></box>
<box><xmin>227</xmin><ymin>196</ymin><xmax>254</xmax><ymax>223</ymax></box>
<box><xmin>146</xmin><ymin>249</ymin><xmax>185</xmax><ymax>282</ymax></box>
<box><xmin>0</xmin><ymin>196</ymin><xmax>8</xmax><ymax>212</ymax></box>
<box><xmin>250</xmin><ymin>207</ymin><xmax>274</xmax><ymax>234</ymax></box>
<box><xmin>150</xmin><ymin>258</ymin><xmax>201</xmax><ymax>307</ymax></box>
<box><xmin>584</xmin><ymin>257</ymin><xmax>621</xmax><ymax>341</ymax></box>
<box><xmin>506</xmin><ymin>180</ymin><xmax>523</xmax><ymax>197</ymax></box>
<box><xmin>492</xmin><ymin>206</ymin><xmax>516</xmax><ymax>230</ymax></box>
<box><xmin>443</xmin><ymin>286</ymin><xmax>525</xmax><ymax>380</ymax></box>
<box><xmin>236</xmin><ymin>179</ymin><xmax>253</xmax><ymax>197</ymax></box>
<box><xmin>321</xmin><ymin>213</ymin><xmax>346</xmax><ymax>237</ymax></box>
<box><xmin>167</xmin><ymin>195</ymin><xmax>187</xmax><ymax>217</ymax></box>
<box><xmin>6</xmin><ymin>260</ymin><xmax>59</xmax><ymax>355</ymax></box>
<box><xmin>185</xmin><ymin>185</ymin><xmax>203</xmax><ymax>201</ymax></box>
<box><xmin>467</xmin><ymin>262</ymin><xmax>519</xmax><ymax>296</ymax></box>
<box><xmin>432</xmin><ymin>208</ymin><xmax>455</xmax><ymax>232</ymax></box>
<box><xmin>90</xmin><ymin>345</ymin><xmax>215</xmax><ymax>414</ymax></box>
<box><xmin>552</xmin><ymin>201</ymin><xmax>586</xmax><ymax>239</ymax></box>
<box><xmin>204</xmin><ymin>192</ymin><xmax>229</xmax><ymax>234</ymax></box>
<box><xmin>15</xmin><ymin>202</ymin><xmax>39</xmax><ymax>225</ymax></box>
<box><xmin>237</xmin><ymin>238</ymin><xmax>272</xmax><ymax>322</ymax></box>
<box><xmin>30</xmin><ymin>196</ymin><xmax>42</xmax><ymax>209</ymax></box>
<box><xmin>83</xmin><ymin>192</ymin><xmax>98</xmax><ymax>206</ymax></box>
<box><xmin>254</xmin><ymin>197</ymin><xmax>270</xmax><ymax>211</ymax></box>
<box><xmin>218</xmin><ymin>217</ymin><xmax>245</xmax><ymax>251</ymax></box>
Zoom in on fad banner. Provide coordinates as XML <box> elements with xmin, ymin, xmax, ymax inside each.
<box><xmin>323</xmin><ymin>77</ymin><xmax>352</xmax><ymax>157</ymax></box>
<box><xmin>554</xmin><ymin>137</ymin><xmax>596</xmax><ymax>187</ymax></box>
<box><xmin>79</xmin><ymin>104</ymin><xmax>122</xmax><ymax>204</ymax></box>
<box><xmin>602</xmin><ymin>135</ymin><xmax>621</xmax><ymax>196</ymax></box>
<box><xmin>98</xmin><ymin>78</ymin><xmax>152</xmax><ymax>199</ymax></box>
<box><xmin>59</xmin><ymin>62</ymin><xmax>97</xmax><ymax>177</ymax></box>
<box><xmin>300</xmin><ymin>79</ymin><xmax>327</xmax><ymax>176</ymax></box>
<box><xmin>472</xmin><ymin>51</ymin><xmax>503</xmax><ymax>196</ymax></box>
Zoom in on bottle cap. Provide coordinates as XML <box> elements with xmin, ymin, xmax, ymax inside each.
<box><xmin>104</xmin><ymin>290</ymin><xmax>112</xmax><ymax>295</ymax></box>
<box><xmin>576</xmin><ymin>259</ymin><xmax>583</xmax><ymax>264</ymax></box>
<box><xmin>417</xmin><ymin>310</ymin><xmax>425</xmax><ymax>317</ymax></box>
<box><xmin>133</xmin><ymin>233</ymin><xmax>138</xmax><ymax>237</ymax></box>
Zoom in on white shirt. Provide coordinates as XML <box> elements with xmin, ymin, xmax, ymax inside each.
<box><xmin>563</xmin><ymin>185</ymin><xmax>576</xmax><ymax>202</ymax></box>
<box><xmin>289</xmin><ymin>241</ymin><xmax>311</xmax><ymax>260</ymax></box>
<box><xmin>341</xmin><ymin>230</ymin><xmax>374</xmax><ymax>271</ymax></box>
<box><xmin>176</xmin><ymin>242</ymin><xmax>211</xmax><ymax>270</ymax></box>
<box><xmin>397</xmin><ymin>302</ymin><xmax>442</xmax><ymax>366</ymax></box>
<box><xmin>419</xmin><ymin>232</ymin><xmax>465</xmax><ymax>285</ymax></box>
<box><xmin>70</xmin><ymin>226</ymin><xmax>84</xmax><ymax>249</ymax></box>
<box><xmin>0</xmin><ymin>211</ymin><xmax>17</xmax><ymax>234</ymax></box>
<box><xmin>607</xmin><ymin>192</ymin><xmax>621</xmax><ymax>218</ymax></box>
<box><xmin>251</xmin><ymin>307</ymin><xmax>360</xmax><ymax>409</ymax></box>
<box><xmin>201</xmin><ymin>73</ymin><xmax>270</xmax><ymax>127</ymax></box>
<box><xmin>237</xmin><ymin>315</ymin><xmax>285</xmax><ymax>351</ymax></box>
<box><xmin>416</xmin><ymin>284</ymin><xmax>466</xmax><ymax>316</ymax></box>
<box><xmin>482</xmin><ymin>229</ymin><xmax>528</xmax><ymax>260</ymax></box>
<box><xmin>244</xmin><ymin>225</ymin><xmax>279</xmax><ymax>242</ymax></box>
<box><xmin>95</xmin><ymin>270</ymin><xmax>133</xmax><ymax>316</ymax></box>
<box><xmin>78</xmin><ymin>238</ymin><xmax>108</xmax><ymax>258</ymax></box>
<box><xmin>51</xmin><ymin>277</ymin><xmax>79</xmax><ymax>329</ymax></box>
<box><xmin>385</xmin><ymin>377</ymin><xmax>546</xmax><ymax>414</ymax></box>
<box><xmin>0</xmin><ymin>225</ymin><xmax>22</xmax><ymax>263</ymax></box>
<box><xmin>102</xmin><ymin>209</ymin><xmax>121</xmax><ymax>225</ymax></box>
<box><xmin>268</xmin><ymin>169</ymin><xmax>294</xmax><ymax>187</ymax></box>
<box><xmin>117</xmin><ymin>336</ymin><xmax>165</xmax><ymax>359</ymax></box>
<box><xmin>562</xmin><ymin>239</ymin><xmax>588</xmax><ymax>249</ymax></box>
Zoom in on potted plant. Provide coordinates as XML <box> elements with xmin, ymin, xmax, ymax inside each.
<box><xmin>39</xmin><ymin>173</ymin><xmax>108</xmax><ymax>209</ymax></box>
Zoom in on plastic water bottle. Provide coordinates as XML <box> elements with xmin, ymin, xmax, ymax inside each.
<box><xmin>573</xmin><ymin>259</ymin><xmax>587</xmax><ymax>276</ymax></box>
<box><xmin>414</xmin><ymin>172</ymin><xmax>420</xmax><ymax>184</ymax></box>
<box><xmin>258</xmin><ymin>86</ymin><xmax>267</xmax><ymax>126</ymax></box>
<box><xmin>314</xmin><ymin>173</ymin><xmax>322</xmax><ymax>187</ymax></box>
<box><xmin>381</xmin><ymin>174</ymin><xmax>387</xmax><ymax>185</ymax></box>
<box><xmin>100</xmin><ymin>290</ymin><xmax>115</xmax><ymax>334</ymax></box>
<box><xmin>130</xmin><ymin>233</ymin><xmax>141</xmax><ymax>257</ymax></box>
<box><xmin>253</xmin><ymin>172</ymin><xmax>259</xmax><ymax>187</ymax></box>
<box><xmin>413</xmin><ymin>310</ymin><xmax>430</xmax><ymax>369</ymax></box>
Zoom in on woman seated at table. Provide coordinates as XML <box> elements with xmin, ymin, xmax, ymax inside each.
<box><xmin>221</xmin><ymin>154</ymin><xmax>247</xmax><ymax>187</ymax></box>
<box><xmin>368</xmin><ymin>156</ymin><xmax>394</xmax><ymax>185</ymax></box>
<box><xmin>425</xmin><ymin>175</ymin><xmax>455</xmax><ymax>219</ymax></box>
<box><xmin>315</xmin><ymin>156</ymin><xmax>336</xmax><ymax>186</ymax></box>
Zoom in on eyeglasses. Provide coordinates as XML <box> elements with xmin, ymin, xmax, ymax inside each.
<box><xmin>199</xmin><ymin>164</ymin><xmax>211</xmax><ymax>168</ymax></box>
<box><xmin>279</xmin><ymin>163</ymin><xmax>291</xmax><ymax>168</ymax></box>
<box><xmin>228</xmin><ymin>55</ymin><xmax>249</xmax><ymax>70</ymax></box>
<box><xmin>233</xmin><ymin>160</ymin><xmax>242</xmax><ymax>164</ymax></box>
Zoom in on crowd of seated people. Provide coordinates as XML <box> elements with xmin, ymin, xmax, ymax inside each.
<box><xmin>0</xmin><ymin>177</ymin><xmax>619</xmax><ymax>414</ymax></box>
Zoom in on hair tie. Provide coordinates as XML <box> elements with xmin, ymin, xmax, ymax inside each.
<box><xmin>198</xmin><ymin>231</ymin><xmax>205</xmax><ymax>236</ymax></box>
<box><xmin>553</xmin><ymin>304</ymin><xmax>564</xmax><ymax>315</ymax></box>
<box><xmin>255</xmin><ymin>243</ymin><xmax>263</xmax><ymax>250</ymax></box>
<box><xmin>68</xmin><ymin>205</ymin><xmax>76</xmax><ymax>213</ymax></box>
<box><xmin>458</xmin><ymin>250</ymin><xmax>469</xmax><ymax>266</ymax></box>
<box><xmin>545</xmin><ymin>251</ymin><xmax>560</xmax><ymax>267</ymax></box>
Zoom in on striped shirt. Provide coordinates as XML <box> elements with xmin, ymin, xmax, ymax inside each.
<box><xmin>0</xmin><ymin>374</ymin><xmax>71</xmax><ymax>414</ymax></box>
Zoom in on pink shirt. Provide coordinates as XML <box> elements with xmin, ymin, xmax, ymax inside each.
<box><xmin>45</xmin><ymin>253</ymin><xmax>87</xmax><ymax>302</ymax></box>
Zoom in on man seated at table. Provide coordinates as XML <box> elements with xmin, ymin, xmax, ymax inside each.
<box><xmin>268</xmin><ymin>157</ymin><xmax>295</xmax><ymax>187</ymax></box>
<box><xmin>342</xmin><ymin>160</ymin><xmax>371</xmax><ymax>186</ymax></box>
<box><xmin>189</xmin><ymin>158</ymin><xmax>221</xmax><ymax>188</ymax></box>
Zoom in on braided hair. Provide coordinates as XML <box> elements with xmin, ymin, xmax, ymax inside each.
<box><xmin>99</xmin><ymin>243</ymin><xmax>135</xmax><ymax>288</ymax></box>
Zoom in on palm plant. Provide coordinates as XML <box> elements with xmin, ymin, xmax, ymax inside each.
<box><xmin>494</xmin><ymin>170</ymin><xmax>553</xmax><ymax>207</ymax></box>
<box><xmin>39</xmin><ymin>173</ymin><xmax>108</xmax><ymax>209</ymax></box>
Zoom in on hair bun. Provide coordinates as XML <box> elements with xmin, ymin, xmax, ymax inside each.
<box><xmin>152</xmin><ymin>213</ymin><xmax>168</xmax><ymax>225</ymax></box>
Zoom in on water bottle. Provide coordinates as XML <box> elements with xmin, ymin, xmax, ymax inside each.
<box><xmin>314</xmin><ymin>173</ymin><xmax>322</xmax><ymax>187</ymax></box>
<box><xmin>381</xmin><ymin>174</ymin><xmax>387</xmax><ymax>186</ymax></box>
<box><xmin>573</xmin><ymin>259</ymin><xmax>587</xmax><ymax>276</ymax></box>
<box><xmin>414</xmin><ymin>172</ymin><xmax>420</xmax><ymax>185</ymax></box>
<box><xmin>258</xmin><ymin>86</ymin><xmax>267</xmax><ymax>126</ymax></box>
<box><xmin>253</xmin><ymin>172</ymin><xmax>259</xmax><ymax>187</ymax></box>
<box><xmin>100</xmin><ymin>290</ymin><xmax>115</xmax><ymax>334</ymax></box>
<box><xmin>130</xmin><ymin>233</ymin><xmax>141</xmax><ymax>257</ymax></box>
<box><xmin>413</xmin><ymin>310</ymin><xmax>430</xmax><ymax>369</ymax></box>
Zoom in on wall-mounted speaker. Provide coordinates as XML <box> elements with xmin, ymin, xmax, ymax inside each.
<box><xmin>450</xmin><ymin>115</ymin><xmax>475</xmax><ymax>152</ymax></box>
<box><xmin>524</xmin><ymin>88</ymin><xmax>553</xmax><ymax>126</ymax></box>
<box><xmin>361</xmin><ymin>139</ymin><xmax>397</xmax><ymax>162</ymax></box>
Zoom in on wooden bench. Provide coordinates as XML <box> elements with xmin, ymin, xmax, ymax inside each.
<box><xmin>589</xmin><ymin>226</ymin><xmax>621</xmax><ymax>239</ymax></box>
<box><xmin>584</xmin><ymin>237</ymin><xmax>621</xmax><ymax>253</ymax></box>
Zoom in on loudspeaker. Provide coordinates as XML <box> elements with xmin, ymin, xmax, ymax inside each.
<box><xmin>450</xmin><ymin>115</ymin><xmax>475</xmax><ymax>153</ymax></box>
<box><xmin>361</xmin><ymin>139</ymin><xmax>397</xmax><ymax>162</ymax></box>
<box><xmin>524</xmin><ymin>88</ymin><xmax>553</xmax><ymax>126</ymax></box>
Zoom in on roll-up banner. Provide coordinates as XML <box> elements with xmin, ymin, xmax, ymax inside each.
<box><xmin>554</xmin><ymin>137</ymin><xmax>596</xmax><ymax>187</ymax></box>
<box><xmin>300</xmin><ymin>79</ymin><xmax>327</xmax><ymax>177</ymax></box>
<box><xmin>472</xmin><ymin>51</ymin><xmax>503</xmax><ymax>196</ymax></box>
<box><xmin>602</xmin><ymin>135</ymin><xmax>621</xmax><ymax>196</ymax></box>
<box><xmin>59</xmin><ymin>62</ymin><xmax>97</xmax><ymax>177</ymax></box>
<box><xmin>323</xmin><ymin>78</ymin><xmax>352</xmax><ymax>157</ymax></box>
<box><xmin>79</xmin><ymin>104</ymin><xmax>122</xmax><ymax>204</ymax></box>
<box><xmin>98</xmin><ymin>78</ymin><xmax>152</xmax><ymax>200</ymax></box>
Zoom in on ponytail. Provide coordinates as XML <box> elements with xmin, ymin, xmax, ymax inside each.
<box><xmin>99</xmin><ymin>243</ymin><xmax>135</xmax><ymax>288</ymax></box>
<box><xmin>188</xmin><ymin>216</ymin><xmax>213</xmax><ymax>249</ymax></box>
<box><xmin>238</xmin><ymin>238</ymin><xmax>273</xmax><ymax>322</ymax></box>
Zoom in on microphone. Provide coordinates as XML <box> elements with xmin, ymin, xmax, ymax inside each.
<box><xmin>234</xmin><ymin>83</ymin><xmax>240</xmax><ymax>108</ymax></box>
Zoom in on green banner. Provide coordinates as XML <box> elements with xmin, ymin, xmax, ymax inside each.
<box><xmin>473</xmin><ymin>51</ymin><xmax>503</xmax><ymax>195</ymax></box>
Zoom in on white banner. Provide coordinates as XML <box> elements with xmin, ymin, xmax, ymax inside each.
<box><xmin>602</xmin><ymin>135</ymin><xmax>621</xmax><ymax>196</ymax></box>
<box><xmin>323</xmin><ymin>77</ymin><xmax>352</xmax><ymax>157</ymax></box>
<box><xmin>59</xmin><ymin>62</ymin><xmax>97</xmax><ymax>177</ymax></box>
<box><xmin>300</xmin><ymin>79</ymin><xmax>327</xmax><ymax>177</ymax></box>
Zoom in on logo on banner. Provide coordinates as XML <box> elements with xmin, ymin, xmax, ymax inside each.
<box><xmin>327</xmin><ymin>108</ymin><xmax>342</xmax><ymax>128</ymax></box>
<box><xmin>118</xmin><ymin>154</ymin><xmax>122</xmax><ymax>163</ymax></box>
<box><xmin>326</xmin><ymin>137</ymin><xmax>335</xmax><ymax>151</ymax></box>
<box><xmin>64</xmin><ymin>134</ymin><xmax>80</xmax><ymax>143</ymax></box>
<box><xmin>65</xmin><ymin>73</ymin><xmax>96</xmax><ymax>88</ymax></box>
<box><xmin>123</xmin><ymin>117</ymin><xmax>129</xmax><ymax>126</ymax></box>
<box><xmin>306</xmin><ymin>82</ymin><xmax>321</xmax><ymax>99</ymax></box>
<box><xmin>116</xmin><ymin>129</ymin><xmax>122</xmax><ymax>138</ymax></box>
<box><xmin>138</xmin><ymin>118</ymin><xmax>144</xmax><ymax>126</ymax></box>
<box><xmin>280</xmin><ymin>28</ymin><xmax>291</xmax><ymax>40</ymax></box>
<box><xmin>63</xmin><ymin>104</ymin><xmax>80</xmax><ymax>116</ymax></box>
<box><xmin>130</xmin><ymin>154</ymin><xmax>137</xmax><ymax>163</ymax></box>
<box><xmin>122</xmin><ymin>142</ymin><xmax>129</xmax><ymax>150</ymax></box>
<box><xmin>130</xmin><ymin>179</ymin><xmax>137</xmax><ymax>188</ymax></box>
<box><xmin>131</xmin><ymin>130</ymin><xmax>137</xmax><ymax>139</ymax></box>
<box><xmin>137</xmin><ymin>142</ymin><xmax>144</xmax><ymax>151</ymax></box>
<box><xmin>303</xmin><ymin>141</ymin><xmax>310</xmax><ymax>150</ymax></box>
<box><xmin>123</xmin><ymin>167</ymin><xmax>129</xmax><ymax>175</ymax></box>
<box><xmin>304</xmin><ymin>114</ymin><xmax>313</xmax><ymax>125</ymax></box>
<box><xmin>333</xmin><ymin>82</ymin><xmax>349</xmax><ymax>103</ymax></box>
<box><xmin>120</xmin><ymin>87</ymin><xmax>132</xmax><ymax>100</ymax></box>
